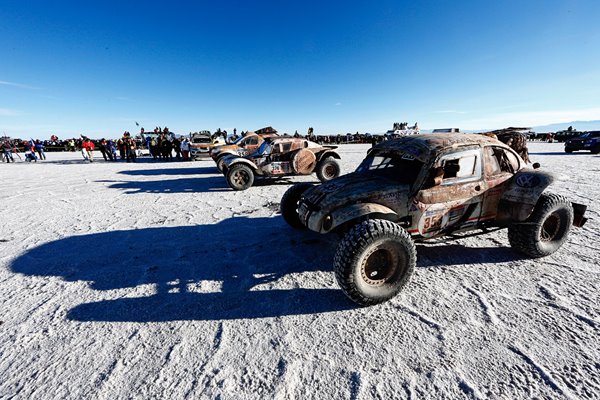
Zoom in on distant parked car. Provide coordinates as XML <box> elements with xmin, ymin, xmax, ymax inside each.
<box><xmin>189</xmin><ymin>131</ymin><xmax>224</xmax><ymax>160</ymax></box>
<box><xmin>564</xmin><ymin>131</ymin><xmax>600</xmax><ymax>154</ymax></box>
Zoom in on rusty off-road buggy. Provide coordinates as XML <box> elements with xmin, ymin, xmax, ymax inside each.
<box><xmin>281</xmin><ymin>133</ymin><xmax>588</xmax><ymax>305</ymax></box>
<box><xmin>221</xmin><ymin>137</ymin><xmax>341</xmax><ymax>190</ymax></box>
<box><xmin>210</xmin><ymin>131</ymin><xmax>278</xmax><ymax>172</ymax></box>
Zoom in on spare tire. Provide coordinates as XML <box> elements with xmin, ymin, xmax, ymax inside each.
<box><xmin>291</xmin><ymin>149</ymin><xmax>317</xmax><ymax>175</ymax></box>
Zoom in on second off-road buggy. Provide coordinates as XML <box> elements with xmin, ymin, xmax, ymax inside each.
<box><xmin>221</xmin><ymin>136</ymin><xmax>341</xmax><ymax>190</ymax></box>
<box><xmin>281</xmin><ymin>133</ymin><xmax>588</xmax><ymax>306</ymax></box>
<box><xmin>210</xmin><ymin>132</ymin><xmax>278</xmax><ymax>172</ymax></box>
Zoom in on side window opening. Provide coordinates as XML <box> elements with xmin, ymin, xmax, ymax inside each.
<box><xmin>492</xmin><ymin>147</ymin><xmax>520</xmax><ymax>173</ymax></box>
<box><xmin>484</xmin><ymin>147</ymin><xmax>502</xmax><ymax>176</ymax></box>
<box><xmin>438</xmin><ymin>149</ymin><xmax>481</xmax><ymax>184</ymax></box>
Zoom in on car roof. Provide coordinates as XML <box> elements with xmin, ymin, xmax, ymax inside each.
<box><xmin>373</xmin><ymin>133</ymin><xmax>509</xmax><ymax>162</ymax></box>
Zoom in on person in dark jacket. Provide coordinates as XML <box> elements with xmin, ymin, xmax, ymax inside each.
<box><xmin>34</xmin><ymin>140</ymin><xmax>46</xmax><ymax>160</ymax></box>
<box><xmin>98</xmin><ymin>139</ymin><xmax>109</xmax><ymax>161</ymax></box>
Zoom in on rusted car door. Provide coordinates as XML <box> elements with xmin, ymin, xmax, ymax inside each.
<box><xmin>414</xmin><ymin>148</ymin><xmax>485</xmax><ymax>236</ymax></box>
<box><xmin>480</xmin><ymin>146</ymin><xmax>521</xmax><ymax>222</ymax></box>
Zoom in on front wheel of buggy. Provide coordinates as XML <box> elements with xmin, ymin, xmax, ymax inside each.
<box><xmin>316</xmin><ymin>157</ymin><xmax>341</xmax><ymax>182</ymax></box>
<box><xmin>508</xmin><ymin>193</ymin><xmax>574</xmax><ymax>258</ymax></box>
<box><xmin>216</xmin><ymin>157</ymin><xmax>226</xmax><ymax>172</ymax></box>
<box><xmin>334</xmin><ymin>219</ymin><xmax>416</xmax><ymax>306</ymax></box>
<box><xmin>227</xmin><ymin>164</ymin><xmax>255</xmax><ymax>190</ymax></box>
<box><xmin>280</xmin><ymin>183</ymin><xmax>314</xmax><ymax>229</ymax></box>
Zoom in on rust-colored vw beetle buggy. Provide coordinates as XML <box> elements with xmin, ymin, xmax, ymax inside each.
<box><xmin>281</xmin><ymin>133</ymin><xmax>588</xmax><ymax>305</ymax></box>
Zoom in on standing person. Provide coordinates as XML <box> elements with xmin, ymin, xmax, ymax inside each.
<box><xmin>81</xmin><ymin>138</ymin><xmax>95</xmax><ymax>162</ymax></box>
<box><xmin>173</xmin><ymin>136</ymin><xmax>181</xmax><ymax>160</ymax></box>
<box><xmin>180</xmin><ymin>138</ymin><xmax>190</xmax><ymax>161</ymax></box>
<box><xmin>150</xmin><ymin>136</ymin><xmax>158</xmax><ymax>159</ymax></box>
<box><xmin>98</xmin><ymin>139</ymin><xmax>109</xmax><ymax>161</ymax></box>
<box><xmin>34</xmin><ymin>140</ymin><xmax>46</xmax><ymax>160</ymax></box>
<box><xmin>117</xmin><ymin>139</ymin><xmax>126</xmax><ymax>160</ymax></box>
<box><xmin>126</xmin><ymin>137</ymin><xmax>137</xmax><ymax>162</ymax></box>
<box><xmin>161</xmin><ymin>137</ymin><xmax>173</xmax><ymax>160</ymax></box>
<box><xmin>107</xmin><ymin>140</ymin><xmax>117</xmax><ymax>161</ymax></box>
<box><xmin>2</xmin><ymin>140</ymin><xmax>14</xmax><ymax>162</ymax></box>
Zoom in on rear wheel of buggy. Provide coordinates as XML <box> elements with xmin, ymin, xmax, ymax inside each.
<box><xmin>280</xmin><ymin>183</ymin><xmax>314</xmax><ymax>229</ymax></box>
<box><xmin>227</xmin><ymin>164</ymin><xmax>255</xmax><ymax>191</ymax></box>
<box><xmin>334</xmin><ymin>219</ymin><xmax>416</xmax><ymax>306</ymax></box>
<box><xmin>316</xmin><ymin>157</ymin><xmax>341</xmax><ymax>182</ymax></box>
<box><xmin>508</xmin><ymin>193</ymin><xmax>574</xmax><ymax>258</ymax></box>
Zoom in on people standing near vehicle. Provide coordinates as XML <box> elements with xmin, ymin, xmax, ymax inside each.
<box><xmin>34</xmin><ymin>140</ymin><xmax>46</xmax><ymax>160</ymax></box>
<box><xmin>81</xmin><ymin>138</ymin><xmax>95</xmax><ymax>162</ymax></box>
<box><xmin>180</xmin><ymin>138</ymin><xmax>190</xmax><ymax>161</ymax></box>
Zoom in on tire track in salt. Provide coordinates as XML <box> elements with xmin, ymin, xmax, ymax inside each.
<box><xmin>184</xmin><ymin>322</ymin><xmax>224</xmax><ymax>399</ymax></box>
<box><xmin>464</xmin><ymin>285</ymin><xmax>500</xmax><ymax>325</ymax></box>
<box><xmin>508</xmin><ymin>345</ymin><xmax>577</xmax><ymax>400</ymax></box>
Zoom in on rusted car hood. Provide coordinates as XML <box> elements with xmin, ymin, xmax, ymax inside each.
<box><xmin>302</xmin><ymin>172</ymin><xmax>410</xmax><ymax>214</ymax></box>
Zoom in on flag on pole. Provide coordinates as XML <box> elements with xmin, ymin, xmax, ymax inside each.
<box><xmin>135</xmin><ymin>121</ymin><xmax>139</xmax><ymax>127</ymax></box>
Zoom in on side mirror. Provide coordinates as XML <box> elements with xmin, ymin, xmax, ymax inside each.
<box><xmin>532</xmin><ymin>162</ymin><xmax>540</xmax><ymax>169</ymax></box>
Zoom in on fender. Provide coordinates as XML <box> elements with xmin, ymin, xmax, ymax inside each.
<box><xmin>497</xmin><ymin>170</ymin><xmax>556</xmax><ymax>222</ymax></box>
<box><xmin>222</xmin><ymin>156</ymin><xmax>258</xmax><ymax>173</ymax></box>
<box><xmin>309</xmin><ymin>203</ymin><xmax>398</xmax><ymax>233</ymax></box>
<box><xmin>317</xmin><ymin>150</ymin><xmax>341</xmax><ymax>161</ymax></box>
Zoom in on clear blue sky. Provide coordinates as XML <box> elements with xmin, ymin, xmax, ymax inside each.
<box><xmin>1</xmin><ymin>0</ymin><xmax>600</xmax><ymax>138</ymax></box>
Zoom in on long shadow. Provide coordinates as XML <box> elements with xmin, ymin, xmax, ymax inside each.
<box><xmin>417</xmin><ymin>243</ymin><xmax>522</xmax><ymax>268</ymax></box>
<box><xmin>119</xmin><ymin>166</ymin><xmax>218</xmax><ymax>176</ymax></box>
<box><xmin>10</xmin><ymin>216</ymin><xmax>353</xmax><ymax>322</ymax></box>
<box><xmin>100</xmin><ymin>175</ymin><xmax>318</xmax><ymax>194</ymax></box>
<box><xmin>98</xmin><ymin>176</ymin><xmax>231</xmax><ymax>193</ymax></box>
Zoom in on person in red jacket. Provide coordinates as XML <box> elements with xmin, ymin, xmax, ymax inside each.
<box><xmin>81</xmin><ymin>138</ymin><xmax>95</xmax><ymax>162</ymax></box>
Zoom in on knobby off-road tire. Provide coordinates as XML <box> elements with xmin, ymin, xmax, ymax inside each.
<box><xmin>280</xmin><ymin>183</ymin><xmax>314</xmax><ymax>229</ymax></box>
<box><xmin>334</xmin><ymin>219</ymin><xmax>416</xmax><ymax>306</ymax></box>
<box><xmin>227</xmin><ymin>164</ymin><xmax>255</xmax><ymax>190</ymax></box>
<box><xmin>316</xmin><ymin>157</ymin><xmax>341</xmax><ymax>182</ymax></box>
<box><xmin>508</xmin><ymin>193</ymin><xmax>574</xmax><ymax>258</ymax></box>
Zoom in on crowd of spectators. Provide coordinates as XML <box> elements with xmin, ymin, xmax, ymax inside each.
<box><xmin>2</xmin><ymin>126</ymin><xmax>419</xmax><ymax>164</ymax></box>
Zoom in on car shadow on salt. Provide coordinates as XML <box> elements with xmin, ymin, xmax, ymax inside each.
<box><xmin>119</xmin><ymin>166</ymin><xmax>218</xmax><ymax>176</ymax></box>
<box><xmin>10</xmin><ymin>216</ymin><xmax>353</xmax><ymax>322</ymax></box>
<box><xmin>100</xmin><ymin>176</ymin><xmax>320</xmax><ymax>194</ymax></box>
<box><xmin>98</xmin><ymin>176</ymin><xmax>232</xmax><ymax>193</ymax></box>
<box><xmin>417</xmin><ymin>243</ymin><xmax>522</xmax><ymax>267</ymax></box>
